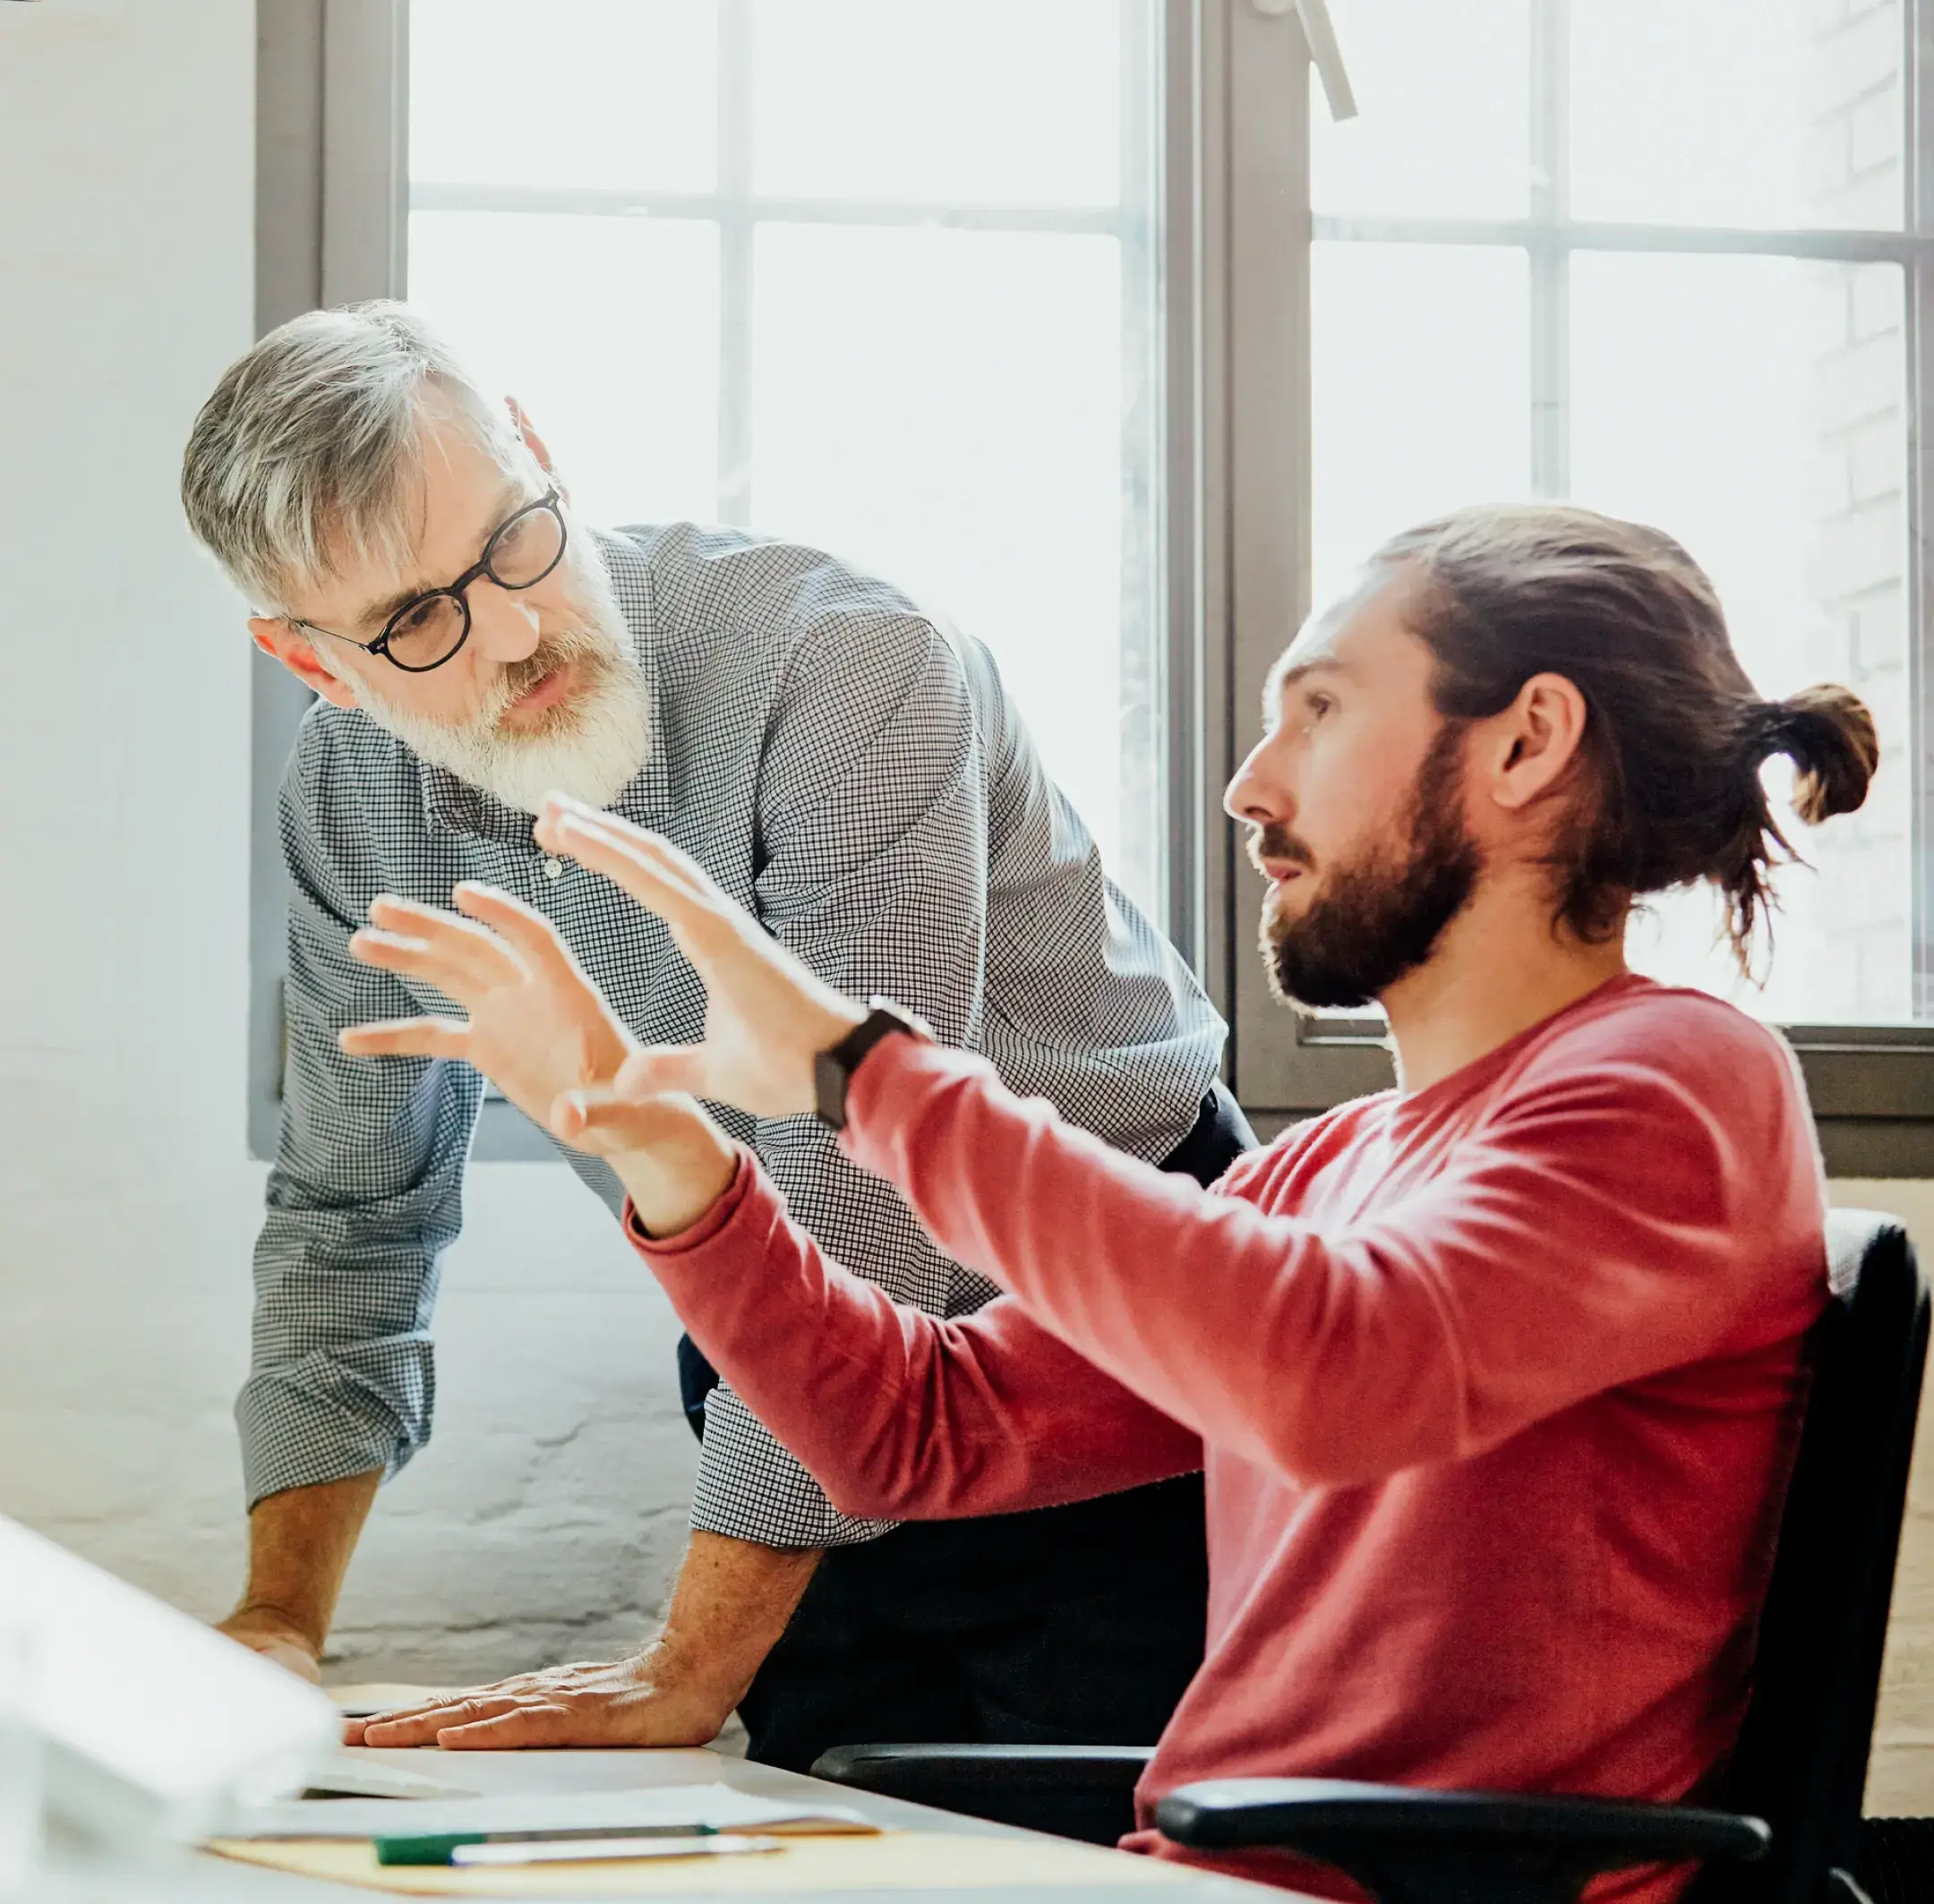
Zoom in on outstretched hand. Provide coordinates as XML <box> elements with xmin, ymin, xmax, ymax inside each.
<box><xmin>338</xmin><ymin>881</ymin><xmax>739</xmax><ymax>1235</ymax></box>
<box><xmin>340</xmin><ymin>883</ymin><xmax>632</xmax><ymax>1127</ymax></box>
<box><xmin>533</xmin><ymin>795</ymin><xmax>867</xmax><ymax>1143</ymax></box>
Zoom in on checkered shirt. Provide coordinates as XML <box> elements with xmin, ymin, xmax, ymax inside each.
<box><xmin>243</xmin><ymin>522</ymin><xmax>1228</xmax><ymax>1548</ymax></box>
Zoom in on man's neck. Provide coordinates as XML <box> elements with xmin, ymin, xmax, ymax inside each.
<box><xmin>1380</xmin><ymin>875</ymin><xmax>1630</xmax><ymax>1096</ymax></box>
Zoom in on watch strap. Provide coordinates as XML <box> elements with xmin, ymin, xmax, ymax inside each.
<box><xmin>813</xmin><ymin>998</ymin><xmax>929</xmax><ymax>1130</ymax></box>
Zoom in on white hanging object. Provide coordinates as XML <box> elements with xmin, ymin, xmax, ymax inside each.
<box><xmin>1250</xmin><ymin>0</ymin><xmax>1360</xmax><ymax>122</ymax></box>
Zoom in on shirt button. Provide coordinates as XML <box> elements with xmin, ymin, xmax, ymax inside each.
<box><xmin>543</xmin><ymin>857</ymin><xmax>563</xmax><ymax>882</ymax></box>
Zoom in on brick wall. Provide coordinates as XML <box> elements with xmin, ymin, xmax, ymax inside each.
<box><xmin>1809</xmin><ymin>0</ymin><xmax>1929</xmax><ymax>1814</ymax></box>
<box><xmin>1799</xmin><ymin>0</ymin><xmax>1913</xmax><ymax>1023</ymax></box>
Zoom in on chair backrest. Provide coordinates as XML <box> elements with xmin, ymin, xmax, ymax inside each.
<box><xmin>1690</xmin><ymin>1211</ymin><xmax>1929</xmax><ymax>1904</ymax></box>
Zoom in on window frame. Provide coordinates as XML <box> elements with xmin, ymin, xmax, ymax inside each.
<box><xmin>1219</xmin><ymin>0</ymin><xmax>1934</xmax><ymax>1176</ymax></box>
<box><xmin>252</xmin><ymin>0</ymin><xmax>1934</xmax><ymax>1176</ymax></box>
<box><xmin>248</xmin><ymin>0</ymin><xmax>1208</xmax><ymax>1162</ymax></box>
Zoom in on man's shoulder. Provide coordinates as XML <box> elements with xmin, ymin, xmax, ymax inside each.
<box><xmin>281</xmin><ymin>698</ymin><xmax>424</xmax><ymax>874</ymax></box>
<box><xmin>286</xmin><ymin>696</ymin><xmax>415</xmax><ymax>798</ymax></box>
<box><xmin>612</xmin><ymin>520</ymin><xmax>963</xmax><ymax>677</ymax></box>
<box><xmin>1509</xmin><ymin>976</ymin><xmax>1808</xmax><ymax>1125</ymax></box>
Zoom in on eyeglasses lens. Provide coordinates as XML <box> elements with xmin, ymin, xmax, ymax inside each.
<box><xmin>385</xmin><ymin>594</ymin><xmax>469</xmax><ymax>671</ymax></box>
<box><xmin>489</xmin><ymin>505</ymin><xmax>567</xmax><ymax>589</ymax></box>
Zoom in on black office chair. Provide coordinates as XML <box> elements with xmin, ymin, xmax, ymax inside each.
<box><xmin>816</xmin><ymin>1211</ymin><xmax>1929</xmax><ymax>1904</ymax></box>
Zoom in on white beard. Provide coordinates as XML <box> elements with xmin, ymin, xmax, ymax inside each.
<box><xmin>354</xmin><ymin>540</ymin><xmax>652</xmax><ymax>815</ymax></box>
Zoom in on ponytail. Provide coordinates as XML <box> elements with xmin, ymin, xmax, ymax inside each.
<box><xmin>1754</xmin><ymin>684</ymin><xmax>1878</xmax><ymax>825</ymax></box>
<box><xmin>1375</xmin><ymin>504</ymin><xmax>1879</xmax><ymax>978</ymax></box>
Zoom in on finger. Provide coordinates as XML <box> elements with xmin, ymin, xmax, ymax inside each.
<box><xmin>540</xmin><ymin>798</ymin><xmax>720</xmax><ymax>896</ymax></box>
<box><xmin>549</xmin><ymin>825</ymin><xmax>745</xmax><ymax>976</ymax></box>
<box><xmin>433</xmin><ymin>1702</ymin><xmax>578</xmax><ymax>1751</ymax></box>
<box><xmin>537</xmin><ymin>804</ymin><xmax>719</xmax><ymax>912</ymax></box>
<box><xmin>357</xmin><ymin>1695</ymin><xmax>521</xmax><ymax>1747</ymax></box>
<box><xmin>616</xmin><ymin>1049</ymin><xmax>709</xmax><ymax>1100</ymax></box>
<box><xmin>338</xmin><ymin>1016</ymin><xmax>468</xmax><ymax>1062</ymax></box>
<box><xmin>362</xmin><ymin>897</ymin><xmax>529</xmax><ymax>993</ymax></box>
<box><xmin>551</xmin><ymin>1070</ymin><xmax>706</xmax><ymax>1151</ymax></box>
<box><xmin>367</xmin><ymin>895</ymin><xmax>531</xmax><ymax>984</ymax></box>
<box><xmin>450</xmin><ymin>884</ymin><xmax>590</xmax><ymax>986</ymax></box>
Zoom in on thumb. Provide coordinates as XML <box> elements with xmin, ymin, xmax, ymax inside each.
<box><xmin>615</xmin><ymin>1046</ymin><xmax>708</xmax><ymax>1098</ymax></box>
<box><xmin>550</xmin><ymin>1072</ymin><xmax>700</xmax><ymax>1155</ymax></box>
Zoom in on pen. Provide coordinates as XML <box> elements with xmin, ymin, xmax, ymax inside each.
<box><xmin>375</xmin><ymin>1823</ymin><xmax>722</xmax><ymax>1866</ymax></box>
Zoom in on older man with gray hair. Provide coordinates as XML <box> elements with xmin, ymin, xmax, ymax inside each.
<box><xmin>182</xmin><ymin>301</ymin><xmax>1249</xmax><ymax>1765</ymax></box>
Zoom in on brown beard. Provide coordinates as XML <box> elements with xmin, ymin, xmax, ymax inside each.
<box><xmin>1261</xmin><ymin>721</ymin><xmax>1481</xmax><ymax>1010</ymax></box>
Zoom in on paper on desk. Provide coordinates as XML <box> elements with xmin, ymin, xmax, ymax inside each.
<box><xmin>206</xmin><ymin>1830</ymin><xmax>1196</xmax><ymax>1894</ymax></box>
<box><xmin>219</xmin><ymin>1781</ymin><xmax>878</xmax><ymax>1843</ymax></box>
<box><xmin>303</xmin><ymin>1756</ymin><xmax>481</xmax><ymax>1801</ymax></box>
<box><xmin>330</xmin><ymin>1684</ymin><xmax>456</xmax><ymax>1718</ymax></box>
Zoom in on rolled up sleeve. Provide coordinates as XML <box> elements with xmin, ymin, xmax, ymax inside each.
<box><xmin>237</xmin><ymin>744</ymin><xmax>483</xmax><ymax>1507</ymax></box>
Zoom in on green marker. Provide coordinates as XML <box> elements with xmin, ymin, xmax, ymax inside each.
<box><xmin>376</xmin><ymin>1823</ymin><xmax>722</xmax><ymax>1866</ymax></box>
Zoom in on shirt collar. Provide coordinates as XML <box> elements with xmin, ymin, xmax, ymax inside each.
<box><xmin>417</xmin><ymin>526</ymin><xmax>673</xmax><ymax>846</ymax></box>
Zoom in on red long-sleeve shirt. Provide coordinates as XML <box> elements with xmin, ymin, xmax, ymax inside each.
<box><xmin>629</xmin><ymin>976</ymin><xmax>1827</xmax><ymax>1900</ymax></box>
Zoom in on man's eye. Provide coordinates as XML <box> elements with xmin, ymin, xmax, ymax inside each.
<box><xmin>1305</xmin><ymin>694</ymin><xmax>1334</xmax><ymax>721</ymax></box>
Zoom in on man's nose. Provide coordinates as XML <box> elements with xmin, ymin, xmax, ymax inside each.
<box><xmin>1225</xmin><ymin>741</ymin><xmax>1287</xmax><ymax>828</ymax></box>
<box><xmin>466</xmin><ymin>583</ymin><xmax>543</xmax><ymax>664</ymax></box>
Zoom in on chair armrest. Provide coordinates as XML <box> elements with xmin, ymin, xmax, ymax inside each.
<box><xmin>1154</xmin><ymin>1779</ymin><xmax>1768</xmax><ymax>1904</ymax></box>
<box><xmin>812</xmin><ymin>1743</ymin><xmax>1154</xmax><ymax>1799</ymax></box>
<box><xmin>812</xmin><ymin>1745</ymin><xmax>1157</xmax><ymax>1846</ymax></box>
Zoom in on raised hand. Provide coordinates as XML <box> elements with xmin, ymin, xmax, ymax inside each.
<box><xmin>534</xmin><ymin>795</ymin><xmax>867</xmax><ymax>1124</ymax></box>
<box><xmin>339</xmin><ymin>884</ymin><xmax>634</xmax><ymax>1129</ymax></box>
<box><xmin>338</xmin><ymin>884</ymin><xmax>739</xmax><ymax>1234</ymax></box>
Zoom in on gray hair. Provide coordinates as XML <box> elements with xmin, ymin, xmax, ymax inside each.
<box><xmin>180</xmin><ymin>301</ymin><xmax>523</xmax><ymax>615</ymax></box>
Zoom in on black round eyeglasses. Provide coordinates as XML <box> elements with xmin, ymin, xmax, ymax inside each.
<box><xmin>288</xmin><ymin>488</ymin><xmax>569</xmax><ymax>675</ymax></box>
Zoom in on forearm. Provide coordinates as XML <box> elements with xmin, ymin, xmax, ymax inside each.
<box><xmin>841</xmin><ymin>1037</ymin><xmax>1461</xmax><ymax>1483</ymax></box>
<box><xmin>225</xmin><ymin>1469</ymin><xmax>381</xmax><ymax>1656</ymax></box>
<box><xmin>840</xmin><ymin>1037</ymin><xmax>1806</xmax><ymax>1490</ymax></box>
<box><xmin>651</xmin><ymin>1531</ymin><xmax>822</xmax><ymax>1720</ymax></box>
<box><xmin>624</xmin><ymin>1157</ymin><xmax>1201</xmax><ymax>1519</ymax></box>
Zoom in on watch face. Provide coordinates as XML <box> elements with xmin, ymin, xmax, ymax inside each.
<box><xmin>812</xmin><ymin>1046</ymin><xmax>849</xmax><ymax>1131</ymax></box>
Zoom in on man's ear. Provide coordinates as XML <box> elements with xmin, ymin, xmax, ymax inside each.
<box><xmin>250</xmin><ymin>617</ymin><xmax>360</xmax><ymax>710</ymax></box>
<box><xmin>504</xmin><ymin>397</ymin><xmax>569</xmax><ymax>508</ymax></box>
<box><xmin>1487</xmin><ymin>671</ymin><xmax>1589</xmax><ymax>813</ymax></box>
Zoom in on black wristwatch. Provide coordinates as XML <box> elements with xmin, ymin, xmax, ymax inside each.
<box><xmin>813</xmin><ymin>997</ymin><xmax>931</xmax><ymax>1131</ymax></box>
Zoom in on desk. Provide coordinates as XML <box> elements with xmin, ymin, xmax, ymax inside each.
<box><xmin>34</xmin><ymin>1746</ymin><xmax>1287</xmax><ymax>1903</ymax></box>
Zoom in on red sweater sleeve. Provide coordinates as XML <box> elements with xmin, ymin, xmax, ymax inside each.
<box><xmin>625</xmin><ymin>1155</ymin><xmax>1204</xmax><ymax>1522</ymax></box>
<box><xmin>840</xmin><ymin>1004</ymin><xmax>1825</xmax><ymax>1489</ymax></box>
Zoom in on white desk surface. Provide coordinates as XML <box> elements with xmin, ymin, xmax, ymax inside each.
<box><xmin>34</xmin><ymin>1745</ymin><xmax>1285</xmax><ymax>1903</ymax></box>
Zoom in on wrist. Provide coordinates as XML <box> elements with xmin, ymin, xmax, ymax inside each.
<box><xmin>630</xmin><ymin>1631</ymin><xmax>746</xmax><ymax>1727</ymax></box>
<box><xmin>612</xmin><ymin>1117</ymin><xmax>740</xmax><ymax>1239</ymax></box>
<box><xmin>226</xmin><ymin>1599</ymin><xmax>321</xmax><ymax>1644</ymax></box>
<box><xmin>812</xmin><ymin>998</ymin><xmax>929</xmax><ymax>1131</ymax></box>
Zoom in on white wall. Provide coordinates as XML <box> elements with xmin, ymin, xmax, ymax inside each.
<box><xmin>0</xmin><ymin>0</ymin><xmax>696</xmax><ymax>1684</ymax></box>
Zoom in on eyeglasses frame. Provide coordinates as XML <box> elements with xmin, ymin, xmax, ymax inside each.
<box><xmin>286</xmin><ymin>487</ymin><xmax>569</xmax><ymax>675</ymax></box>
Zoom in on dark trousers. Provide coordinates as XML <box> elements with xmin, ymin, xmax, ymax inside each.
<box><xmin>678</xmin><ymin>1084</ymin><xmax>1255</xmax><ymax>1773</ymax></box>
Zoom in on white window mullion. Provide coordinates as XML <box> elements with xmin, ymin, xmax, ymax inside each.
<box><xmin>1528</xmin><ymin>0</ymin><xmax>1570</xmax><ymax>499</ymax></box>
<box><xmin>1118</xmin><ymin>0</ymin><xmax>1168</xmax><ymax>930</ymax></box>
<box><xmin>715</xmin><ymin>0</ymin><xmax>755</xmax><ymax>528</ymax></box>
<box><xmin>1907</xmin><ymin>0</ymin><xmax>1934</xmax><ymax>1019</ymax></box>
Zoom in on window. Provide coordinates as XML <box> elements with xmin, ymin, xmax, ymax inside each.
<box><xmin>250</xmin><ymin>0</ymin><xmax>1196</xmax><ymax>1159</ymax></box>
<box><xmin>255</xmin><ymin>1</ymin><xmax>1934</xmax><ymax>1172</ymax></box>
<box><xmin>1231</xmin><ymin>0</ymin><xmax>1934</xmax><ymax>1171</ymax></box>
<box><xmin>402</xmin><ymin>0</ymin><xmax>1169</xmax><ymax>920</ymax></box>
